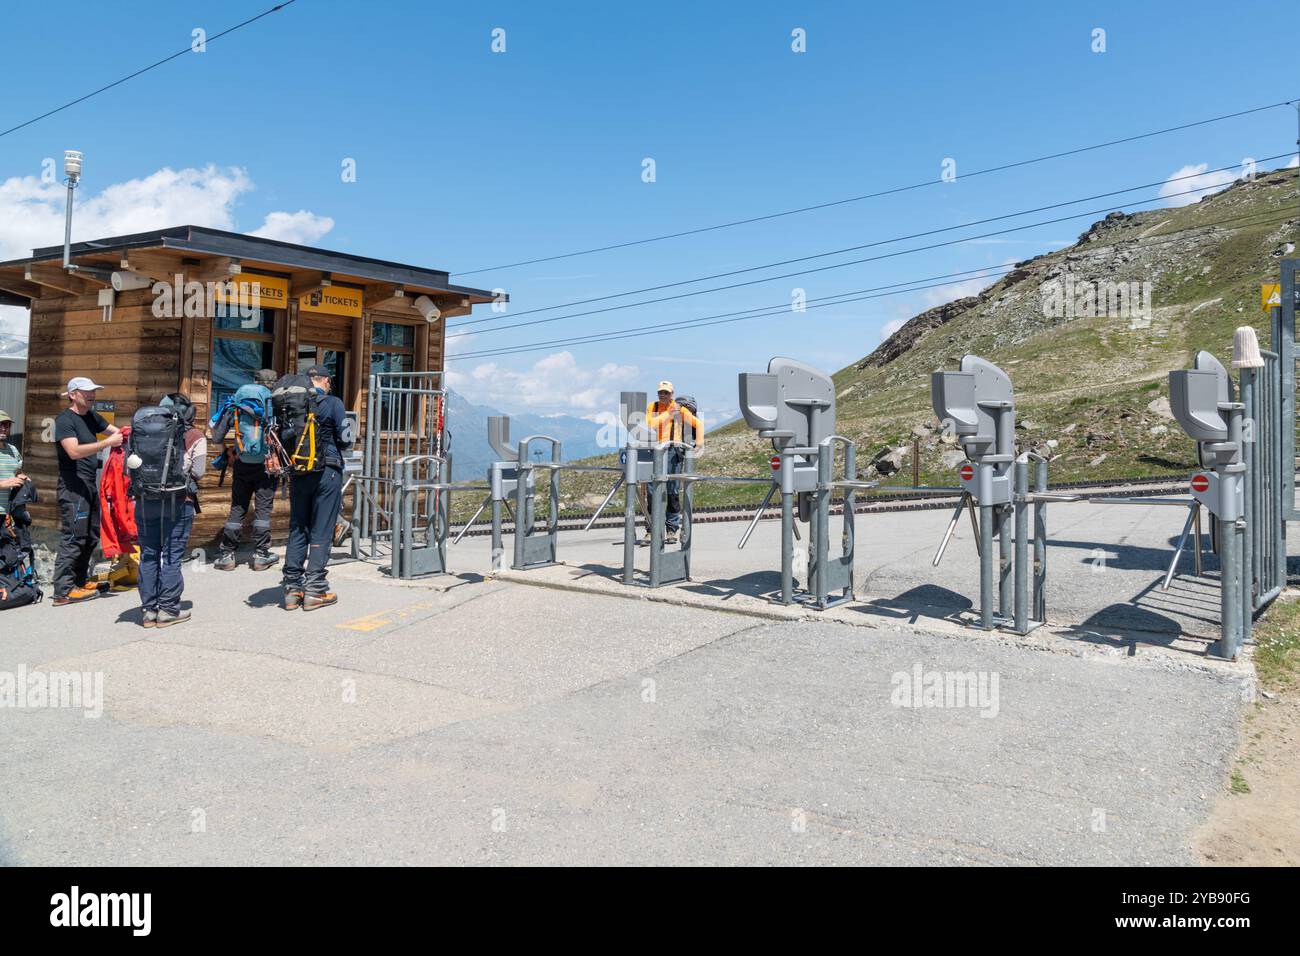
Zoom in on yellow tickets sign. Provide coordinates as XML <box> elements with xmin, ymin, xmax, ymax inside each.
<box><xmin>212</xmin><ymin>272</ymin><xmax>290</xmax><ymax>311</ymax></box>
<box><xmin>298</xmin><ymin>285</ymin><xmax>363</xmax><ymax>318</ymax></box>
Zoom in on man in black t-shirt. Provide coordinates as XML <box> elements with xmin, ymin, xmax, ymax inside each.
<box><xmin>52</xmin><ymin>376</ymin><xmax>122</xmax><ymax>605</ymax></box>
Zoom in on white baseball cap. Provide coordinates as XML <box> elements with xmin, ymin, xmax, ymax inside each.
<box><xmin>64</xmin><ymin>376</ymin><xmax>104</xmax><ymax>395</ymax></box>
<box><xmin>657</xmin><ymin>380</ymin><xmax>674</xmax><ymax>393</ymax></box>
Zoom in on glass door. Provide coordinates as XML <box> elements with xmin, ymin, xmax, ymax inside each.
<box><xmin>297</xmin><ymin>345</ymin><xmax>349</xmax><ymax>403</ymax></box>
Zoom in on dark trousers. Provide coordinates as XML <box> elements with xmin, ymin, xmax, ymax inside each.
<box><xmin>54</xmin><ymin>479</ymin><xmax>100</xmax><ymax>598</ymax></box>
<box><xmin>219</xmin><ymin>459</ymin><xmax>278</xmax><ymax>554</ymax></box>
<box><xmin>137</xmin><ymin>497</ymin><xmax>195</xmax><ymax>613</ymax></box>
<box><xmin>665</xmin><ymin>448</ymin><xmax>684</xmax><ymax>532</ymax></box>
<box><xmin>283</xmin><ymin>467</ymin><xmax>342</xmax><ymax>595</ymax></box>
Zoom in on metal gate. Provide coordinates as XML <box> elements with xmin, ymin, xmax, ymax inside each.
<box><xmin>1245</xmin><ymin>349</ymin><xmax>1286</xmax><ymax>609</ymax></box>
<box><xmin>352</xmin><ymin>371</ymin><xmax>447</xmax><ymax>565</ymax></box>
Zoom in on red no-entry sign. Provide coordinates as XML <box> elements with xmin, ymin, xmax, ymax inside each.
<box><xmin>959</xmin><ymin>463</ymin><xmax>975</xmax><ymax>482</ymax></box>
<box><xmin>1190</xmin><ymin>474</ymin><xmax>1210</xmax><ymax>493</ymax></box>
<box><xmin>770</xmin><ymin>455</ymin><xmax>782</xmax><ymax>471</ymax></box>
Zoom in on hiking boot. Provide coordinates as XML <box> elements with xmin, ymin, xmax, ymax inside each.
<box><xmin>252</xmin><ymin>551</ymin><xmax>280</xmax><ymax>572</ymax></box>
<box><xmin>213</xmin><ymin>552</ymin><xmax>237</xmax><ymax>571</ymax></box>
<box><xmin>302</xmin><ymin>592</ymin><xmax>338</xmax><ymax>612</ymax></box>
<box><xmin>154</xmin><ymin>609</ymin><xmax>191</xmax><ymax>628</ymax></box>
<box><xmin>53</xmin><ymin>586</ymin><xmax>99</xmax><ymax>606</ymax></box>
<box><xmin>142</xmin><ymin>609</ymin><xmax>158</xmax><ymax>628</ymax></box>
<box><xmin>283</xmin><ymin>589</ymin><xmax>304</xmax><ymax>610</ymax></box>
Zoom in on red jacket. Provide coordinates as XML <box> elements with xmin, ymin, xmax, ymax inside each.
<box><xmin>99</xmin><ymin>426</ymin><xmax>138</xmax><ymax>558</ymax></box>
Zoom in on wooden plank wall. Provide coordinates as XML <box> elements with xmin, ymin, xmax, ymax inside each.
<box><xmin>22</xmin><ymin>289</ymin><xmax>182</xmax><ymax>530</ymax></box>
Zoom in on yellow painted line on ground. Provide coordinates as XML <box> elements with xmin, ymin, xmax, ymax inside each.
<box><xmin>337</xmin><ymin>601</ymin><xmax>438</xmax><ymax>633</ymax></box>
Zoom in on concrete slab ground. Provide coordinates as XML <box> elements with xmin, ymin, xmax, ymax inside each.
<box><xmin>0</xmin><ymin>499</ymin><xmax>1255</xmax><ymax>865</ymax></box>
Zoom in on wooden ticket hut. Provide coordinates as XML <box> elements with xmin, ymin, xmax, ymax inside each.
<box><xmin>0</xmin><ymin>225</ymin><xmax>499</xmax><ymax>542</ymax></box>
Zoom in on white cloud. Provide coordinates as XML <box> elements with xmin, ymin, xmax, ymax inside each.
<box><xmin>449</xmin><ymin>350</ymin><xmax>640</xmax><ymax>416</ymax></box>
<box><xmin>880</xmin><ymin>318</ymin><xmax>905</xmax><ymax>341</ymax></box>
<box><xmin>251</xmin><ymin>210</ymin><xmax>335</xmax><ymax>245</ymax></box>
<box><xmin>1288</xmin><ymin>155</ymin><xmax>1299</xmax><ymax>169</ymax></box>
<box><xmin>1158</xmin><ymin>162</ymin><xmax>1236</xmax><ymax>207</ymax></box>
<box><xmin>919</xmin><ymin>274</ymin><xmax>999</xmax><ymax>309</ymax></box>
<box><xmin>0</xmin><ymin>163</ymin><xmax>334</xmax><ymax>349</ymax></box>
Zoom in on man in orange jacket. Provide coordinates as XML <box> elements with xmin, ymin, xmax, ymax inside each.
<box><xmin>645</xmin><ymin>381</ymin><xmax>703</xmax><ymax>544</ymax></box>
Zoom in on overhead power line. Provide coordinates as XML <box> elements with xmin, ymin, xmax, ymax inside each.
<box><xmin>452</xmin><ymin>97</ymin><xmax>1299</xmax><ymax>276</ymax></box>
<box><xmin>0</xmin><ymin>1</ymin><xmax>299</xmax><ymax>139</ymax></box>
<box><xmin>447</xmin><ymin>207</ymin><xmax>1296</xmax><ymax>362</ymax></box>
<box><xmin>447</xmin><ymin>152</ymin><xmax>1299</xmax><ymax>341</ymax></box>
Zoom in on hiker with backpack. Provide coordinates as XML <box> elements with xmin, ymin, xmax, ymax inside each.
<box><xmin>209</xmin><ymin>368</ymin><xmax>280</xmax><ymax>572</ymax></box>
<box><xmin>52</xmin><ymin>377</ymin><xmax>122</xmax><ymax>606</ymax></box>
<box><xmin>0</xmin><ymin>409</ymin><xmax>25</xmax><ymax>513</ymax></box>
<box><xmin>126</xmin><ymin>393</ymin><xmax>206</xmax><ymax>628</ymax></box>
<box><xmin>0</xmin><ymin>408</ymin><xmax>42</xmax><ymax>611</ymax></box>
<box><xmin>645</xmin><ymin>382</ymin><xmax>704</xmax><ymax>545</ymax></box>
<box><xmin>274</xmin><ymin>365</ymin><xmax>351</xmax><ymax>611</ymax></box>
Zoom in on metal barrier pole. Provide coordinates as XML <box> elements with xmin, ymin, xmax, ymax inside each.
<box><xmin>1242</xmin><ymin>366</ymin><xmax>1256</xmax><ymax>639</ymax></box>
<box><xmin>623</xmin><ymin>444</ymin><xmax>637</xmax><ymax>586</ymax></box>
<box><xmin>649</xmin><ymin>445</ymin><xmax>666</xmax><ymax>588</ymax></box>
<box><xmin>844</xmin><ymin>441</ymin><xmax>857</xmax><ymax>602</ymax></box>
<box><xmin>491</xmin><ymin>488</ymin><xmax>504</xmax><ymax>573</ymax></box>
<box><xmin>738</xmin><ymin>481</ymin><xmax>779</xmax><ymax>550</ymax></box>
<box><xmin>814</xmin><ymin>446</ymin><xmax>831</xmax><ymax>606</ymax></box>
<box><xmin>682</xmin><ymin>451</ymin><xmax>695</xmax><ymax>580</ymax></box>
<box><xmin>1033</xmin><ymin>458</ymin><xmax>1047</xmax><ymax>622</ymax></box>
<box><xmin>1162</xmin><ymin>503</ymin><xmax>1199</xmax><ymax>590</ymax></box>
<box><xmin>513</xmin><ymin>441</ymin><xmax>529</xmax><ymax>571</ymax></box>
<box><xmin>933</xmin><ymin>492</ymin><xmax>968</xmax><ymax>567</ymax></box>
<box><xmin>998</xmin><ymin>501</ymin><xmax>1012</xmax><ymax>620</ymax></box>
<box><xmin>1193</xmin><ymin>505</ymin><xmax>1203</xmax><ymax>577</ymax></box>
<box><xmin>1219</xmin><ymin>514</ymin><xmax>1241</xmax><ymax>659</ymax></box>
<box><xmin>548</xmin><ymin>441</ymin><xmax>561</xmax><ymax>541</ymax></box>
<box><xmin>979</xmin><ymin>501</ymin><xmax>994</xmax><ymax>629</ymax></box>
<box><xmin>781</xmin><ymin>452</ymin><xmax>794</xmax><ymax>606</ymax></box>
<box><xmin>1014</xmin><ymin>460</ymin><xmax>1028</xmax><ymax>634</ymax></box>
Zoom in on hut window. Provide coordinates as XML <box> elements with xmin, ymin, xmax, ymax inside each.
<box><xmin>370</xmin><ymin>321</ymin><xmax>417</xmax><ymax>375</ymax></box>
<box><xmin>370</xmin><ymin>321</ymin><xmax>419</xmax><ymax>428</ymax></box>
<box><xmin>212</xmin><ymin>303</ymin><xmax>278</xmax><ymax>407</ymax></box>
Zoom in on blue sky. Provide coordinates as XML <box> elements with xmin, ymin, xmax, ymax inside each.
<box><xmin>1</xmin><ymin>0</ymin><xmax>1297</xmax><ymax>425</ymax></box>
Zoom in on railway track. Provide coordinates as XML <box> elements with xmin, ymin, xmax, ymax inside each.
<box><xmin>451</xmin><ymin>473</ymin><xmax>1193</xmax><ymax>538</ymax></box>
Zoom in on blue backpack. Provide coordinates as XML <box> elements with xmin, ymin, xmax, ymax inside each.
<box><xmin>210</xmin><ymin>384</ymin><xmax>271</xmax><ymax>465</ymax></box>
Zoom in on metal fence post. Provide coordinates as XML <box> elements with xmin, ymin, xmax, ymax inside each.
<box><xmin>1033</xmin><ymin>458</ymin><xmax>1047</xmax><ymax>622</ymax></box>
<box><xmin>844</xmin><ymin>441</ymin><xmax>857</xmax><ymax>601</ymax></box>
<box><xmin>1014</xmin><ymin>459</ymin><xmax>1029</xmax><ymax>634</ymax></box>
<box><xmin>649</xmin><ymin>444</ymin><xmax>666</xmax><ymax>588</ymax></box>
<box><xmin>780</xmin><ymin>452</ymin><xmax>794</xmax><ymax>606</ymax></box>
<box><xmin>998</xmin><ymin>500</ymin><xmax>1012</xmax><ymax>621</ymax></box>
<box><xmin>622</xmin><ymin>445</ymin><xmax>637</xmax><ymax>586</ymax></box>
<box><xmin>979</xmin><ymin>499</ymin><xmax>994</xmax><ymax>630</ymax></box>
<box><xmin>513</xmin><ymin>440</ymin><xmax>528</xmax><ymax>571</ymax></box>
<box><xmin>1241</xmin><ymin>366</ymin><xmax>1255</xmax><ymax>645</ymax></box>
<box><xmin>815</xmin><ymin>446</ymin><xmax>831</xmax><ymax>607</ymax></box>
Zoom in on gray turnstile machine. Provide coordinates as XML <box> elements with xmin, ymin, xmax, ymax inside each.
<box><xmin>931</xmin><ymin>355</ymin><xmax>1060</xmax><ymax>633</ymax></box>
<box><xmin>485</xmin><ymin>415</ymin><xmax>559</xmax><ymax>571</ymax></box>
<box><xmin>738</xmin><ymin>357</ymin><xmax>871</xmax><ymax>608</ymax></box>
<box><xmin>1169</xmin><ymin>350</ymin><xmax>1248</xmax><ymax>660</ymax></box>
<box><xmin>932</xmin><ymin>356</ymin><xmax>1016</xmax><ymax>629</ymax></box>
